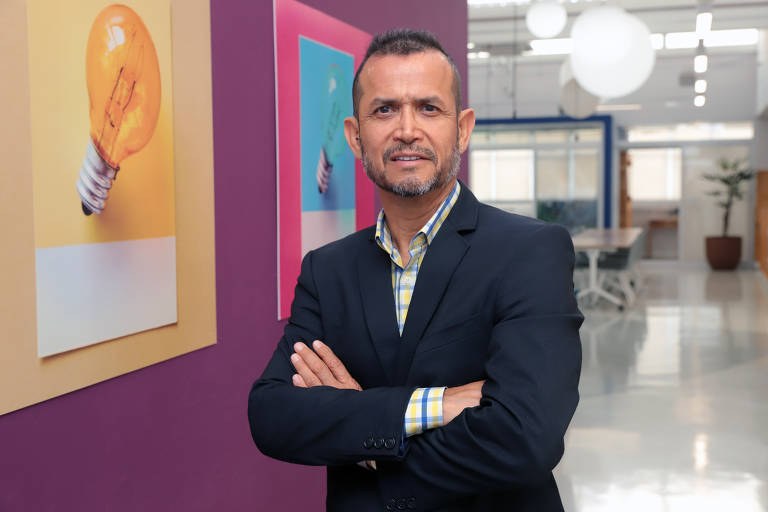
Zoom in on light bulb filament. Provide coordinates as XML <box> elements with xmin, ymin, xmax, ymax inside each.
<box><xmin>77</xmin><ymin>4</ymin><xmax>161</xmax><ymax>215</ymax></box>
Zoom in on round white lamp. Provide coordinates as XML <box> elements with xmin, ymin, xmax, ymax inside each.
<box><xmin>526</xmin><ymin>1</ymin><xmax>567</xmax><ymax>39</ymax></box>
<box><xmin>559</xmin><ymin>58</ymin><xmax>600</xmax><ymax>119</ymax></box>
<box><xmin>570</xmin><ymin>6</ymin><xmax>655</xmax><ymax>99</ymax></box>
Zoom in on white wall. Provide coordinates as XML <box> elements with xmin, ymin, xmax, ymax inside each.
<box><xmin>757</xmin><ymin>30</ymin><xmax>768</xmax><ymax>117</ymax></box>
<box><xmin>754</xmin><ymin>119</ymin><xmax>768</xmax><ymax>170</ymax></box>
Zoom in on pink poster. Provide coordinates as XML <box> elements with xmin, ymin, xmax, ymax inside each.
<box><xmin>274</xmin><ymin>0</ymin><xmax>374</xmax><ymax>319</ymax></box>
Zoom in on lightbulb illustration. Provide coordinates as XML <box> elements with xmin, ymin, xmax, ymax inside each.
<box><xmin>315</xmin><ymin>64</ymin><xmax>349</xmax><ymax>194</ymax></box>
<box><xmin>76</xmin><ymin>4</ymin><xmax>161</xmax><ymax>215</ymax></box>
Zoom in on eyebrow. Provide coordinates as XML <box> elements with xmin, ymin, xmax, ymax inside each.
<box><xmin>369</xmin><ymin>96</ymin><xmax>447</xmax><ymax>107</ymax></box>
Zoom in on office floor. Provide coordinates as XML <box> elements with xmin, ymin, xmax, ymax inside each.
<box><xmin>555</xmin><ymin>266</ymin><xmax>768</xmax><ymax>511</ymax></box>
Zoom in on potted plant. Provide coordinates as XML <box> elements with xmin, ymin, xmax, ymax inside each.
<box><xmin>703</xmin><ymin>158</ymin><xmax>755</xmax><ymax>270</ymax></box>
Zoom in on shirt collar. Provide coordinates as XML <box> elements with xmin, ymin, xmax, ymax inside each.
<box><xmin>375</xmin><ymin>180</ymin><xmax>461</xmax><ymax>251</ymax></box>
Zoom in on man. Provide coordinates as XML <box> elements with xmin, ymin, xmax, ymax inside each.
<box><xmin>249</xmin><ymin>29</ymin><xmax>583</xmax><ymax>512</ymax></box>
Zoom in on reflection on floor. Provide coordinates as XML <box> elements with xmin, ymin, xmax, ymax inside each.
<box><xmin>556</xmin><ymin>267</ymin><xmax>768</xmax><ymax>512</ymax></box>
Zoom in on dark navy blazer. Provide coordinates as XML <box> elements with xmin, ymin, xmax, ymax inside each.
<box><xmin>249</xmin><ymin>181</ymin><xmax>583</xmax><ymax>511</ymax></box>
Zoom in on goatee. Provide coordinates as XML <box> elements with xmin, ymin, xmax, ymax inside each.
<box><xmin>361</xmin><ymin>140</ymin><xmax>460</xmax><ymax>198</ymax></box>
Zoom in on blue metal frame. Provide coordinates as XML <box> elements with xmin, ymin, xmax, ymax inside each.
<box><xmin>475</xmin><ymin>115</ymin><xmax>614</xmax><ymax>228</ymax></box>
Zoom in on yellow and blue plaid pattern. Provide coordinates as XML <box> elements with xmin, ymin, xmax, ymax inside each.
<box><xmin>404</xmin><ymin>386</ymin><xmax>448</xmax><ymax>435</ymax></box>
<box><xmin>375</xmin><ymin>181</ymin><xmax>460</xmax><ymax>437</ymax></box>
<box><xmin>375</xmin><ymin>181</ymin><xmax>460</xmax><ymax>334</ymax></box>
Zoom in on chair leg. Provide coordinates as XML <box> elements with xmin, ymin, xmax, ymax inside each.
<box><xmin>618</xmin><ymin>272</ymin><xmax>636</xmax><ymax>306</ymax></box>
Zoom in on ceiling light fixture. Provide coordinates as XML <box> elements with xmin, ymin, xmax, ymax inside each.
<box><xmin>525</xmin><ymin>1</ymin><xmax>567</xmax><ymax>39</ymax></box>
<box><xmin>665</xmin><ymin>28</ymin><xmax>759</xmax><ymax>49</ymax></box>
<box><xmin>595</xmin><ymin>104</ymin><xmax>643</xmax><ymax>111</ymax></box>
<box><xmin>705</xmin><ymin>28</ymin><xmax>759</xmax><ymax>47</ymax></box>
<box><xmin>694</xmin><ymin>54</ymin><xmax>708</xmax><ymax>73</ymax></box>
<box><xmin>569</xmin><ymin>6</ymin><xmax>656</xmax><ymax>99</ymax></box>
<box><xmin>695</xmin><ymin>79</ymin><xmax>707</xmax><ymax>94</ymax></box>
<box><xmin>696</xmin><ymin>11</ymin><xmax>713</xmax><ymax>38</ymax></box>
<box><xmin>694</xmin><ymin>40</ymin><xmax>708</xmax><ymax>73</ymax></box>
<box><xmin>650</xmin><ymin>33</ymin><xmax>665</xmax><ymax>50</ymax></box>
<box><xmin>527</xmin><ymin>37</ymin><xmax>573</xmax><ymax>55</ymax></box>
<box><xmin>694</xmin><ymin>95</ymin><xmax>706</xmax><ymax>107</ymax></box>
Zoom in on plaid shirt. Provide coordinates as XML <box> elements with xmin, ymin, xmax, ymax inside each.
<box><xmin>375</xmin><ymin>181</ymin><xmax>460</xmax><ymax>437</ymax></box>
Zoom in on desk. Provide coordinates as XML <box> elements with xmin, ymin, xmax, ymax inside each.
<box><xmin>572</xmin><ymin>228</ymin><xmax>644</xmax><ymax>308</ymax></box>
<box><xmin>647</xmin><ymin>217</ymin><xmax>678</xmax><ymax>257</ymax></box>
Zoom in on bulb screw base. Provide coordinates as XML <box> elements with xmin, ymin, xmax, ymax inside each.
<box><xmin>316</xmin><ymin>147</ymin><xmax>332</xmax><ymax>194</ymax></box>
<box><xmin>76</xmin><ymin>139</ymin><xmax>118</xmax><ymax>215</ymax></box>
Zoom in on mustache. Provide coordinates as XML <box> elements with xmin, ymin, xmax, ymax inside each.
<box><xmin>382</xmin><ymin>143</ymin><xmax>437</xmax><ymax>163</ymax></box>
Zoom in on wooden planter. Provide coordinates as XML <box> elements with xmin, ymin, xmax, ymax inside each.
<box><xmin>705</xmin><ymin>236</ymin><xmax>741</xmax><ymax>270</ymax></box>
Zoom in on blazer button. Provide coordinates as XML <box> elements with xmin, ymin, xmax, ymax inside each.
<box><xmin>384</xmin><ymin>437</ymin><xmax>395</xmax><ymax>449</ymax></box>
<box><xmin>374</xmin><ymin>438</ymin><xmax>384</xmax><ymax>449</ymax></box>
<box><xmin>363</xmin><ymin>437</ymin><xmax>374</xmax><ymax>449</ymax></box>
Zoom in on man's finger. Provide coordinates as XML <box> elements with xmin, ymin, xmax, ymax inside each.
<box><xmin>290</xmin><ymin>351</ymin><xmax>322</xmax><ymax>387</ymax></box>
<box><xmin>292</xmin><ymin>373</ymin><xmax>307</xmax><ymax>388</ymax></box>
<box><xmin>294</xmin><ymin>343</ymin><xmax>336</xmax><ymax>385</ymax></box>
<box><xmin>312</xmin><ymin>340</ymin><xmax>352</xmax><ymax>382</ymax></box>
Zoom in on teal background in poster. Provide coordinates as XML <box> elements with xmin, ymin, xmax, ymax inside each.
<box><xmin>299</xmin><ymin>37</ymin><xmax>356</xmax><ymax>212</ymax></box>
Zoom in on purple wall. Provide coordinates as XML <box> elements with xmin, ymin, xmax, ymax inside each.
<box><xmin>0</xmin><ymin>1</ymin><xmax>467</xmax><ymax>509</ymax></box>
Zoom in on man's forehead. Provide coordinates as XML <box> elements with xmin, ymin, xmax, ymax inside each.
<box><xmin>362</xmin><ymin>50</ymin><xmax>452</xmax><ymax>78</ymax></box>
<box><xmin>359</xmin><ymin>50</ymin><xmax>454</xmax><ymax>98</ymax></box>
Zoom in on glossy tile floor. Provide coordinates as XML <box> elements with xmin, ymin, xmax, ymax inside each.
<box><xmin>555</xmin><ymin>266</ymin><xmax>768</xmax><ymax>511</ymax></box>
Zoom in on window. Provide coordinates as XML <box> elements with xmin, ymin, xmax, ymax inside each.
<box><xmin>573</xmin><ymin>148</ymin><xmax>599</xmax><ymax>199</ymax></box>
<box><xmin>536</xmin><ymin>149</ymin><xmax>569</xmax><ymax>199</ymax></box>
<box><xmin>470</xmin><ymin>150</ymin><xmax>533</xmax><ymax>201</ymax></box>
<box><xmin>627</xmin><ymin>148</ymin><xmax>682</xmax><ymax>201</ymax></box>
<box><xmin>469</xmin><ymin>123</ymin><xmax>603</xmax><ymax>231</ymax></box>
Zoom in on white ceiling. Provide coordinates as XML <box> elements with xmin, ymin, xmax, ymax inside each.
<box><xmin>469</xmin><ymin>0</ymin><xmax>768</xmax><ymax>48</ymax></box>
<box><xmin>467</xmin><ymin>1</ymin><xmax>768</xmax><ymax>125</ymax></box>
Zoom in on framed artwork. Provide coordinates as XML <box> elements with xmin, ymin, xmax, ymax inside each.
<box><xmin>274</xmin><ymin>0</ymin><xmax>374</xmax><ymax>319</ymax></box>
<box><xmin>0</xmin><ymin>0</ymin><xmax>216</xmax><ymax>416</ymax></box>
<box><xmin>27</xmin><ymin>1</ymin><xmax>177</xmax><ymax>357</ymax></box>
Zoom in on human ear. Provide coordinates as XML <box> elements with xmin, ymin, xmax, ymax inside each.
<box><xmin>344</xmin><ymin>116</ymin><xmax>362</xmax><ymax>159</ymax></box>
<box><xmin>457</xmin><ymin>108</ymin><xmax>476</xmax><ymax>154</ymax></box>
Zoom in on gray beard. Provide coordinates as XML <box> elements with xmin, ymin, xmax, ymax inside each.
<box><xmin>361</xmin><ymin>140</ymin><xmax>461</xmax><ymax>198</ymax></box>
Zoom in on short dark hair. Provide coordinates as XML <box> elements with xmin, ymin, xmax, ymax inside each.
<box><xmin>352</xmin><ymin>29</ymin><xmax>462</xmax><ymax>118</ymax></box>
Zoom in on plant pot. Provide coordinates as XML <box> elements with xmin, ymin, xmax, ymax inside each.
<box><xmin>705</xmin><ymin>236</ymin><xmax>741</xmax><ymax>270</ymax></box>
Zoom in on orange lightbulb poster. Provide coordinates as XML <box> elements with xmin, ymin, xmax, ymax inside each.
<box><xmin>26</xmin><ymin>0</ymin><xmax>177</xmax><ymax>357</ymax></box>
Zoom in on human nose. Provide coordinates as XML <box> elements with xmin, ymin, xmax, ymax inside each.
<box><xmin>394</xmin><ymin>105</ymin><xmax>421</xmax><ymax>144</ymax></box>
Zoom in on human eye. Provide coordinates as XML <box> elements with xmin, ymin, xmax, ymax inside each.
<box><xmin>375</xmin><ymin>105</ymin><xmax>394</xmax><ymax>115</ymax></box>
<box><xmin>421</xmin><ymin>104</ymin><xmax>440</xmax><ymax>114</ymax></box>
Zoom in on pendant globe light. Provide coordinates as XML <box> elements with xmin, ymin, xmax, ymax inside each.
<box><xmin>559</xmin><ymin>57</ymin><xmax>600</xmax><ymax>119</ymax></box>
<box><xmin>570</xmin><ymin>5</ymin><xmax>655</xmax><ymax>99</ymax></box>
<box><xmin>525</xmin><ymin>0</ymin><xmax>567</xmax><ymax>39</ymax></box>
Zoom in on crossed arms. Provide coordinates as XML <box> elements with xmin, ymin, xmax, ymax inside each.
<box><xmin>248</xmin><ymin>224</ymin><xmax>583</xmax><ymax>509</ymax></box>
<box><xmin>289</xmin><ymin>338</ymin><xmax>484</xmax><ymax>430</ymax></box>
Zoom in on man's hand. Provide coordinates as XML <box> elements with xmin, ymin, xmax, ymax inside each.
<box><xmin>443</xmin><ymin>380</ymin><xmax>485</xmax><ymax>424</ymax></box>
<box><xmin>290</xmin><ymin>340</ymin><xmax>362</xmax><ymax>391</ymax></box>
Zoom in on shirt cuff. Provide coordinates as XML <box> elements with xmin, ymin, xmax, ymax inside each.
<box><xmin>403</xmin><ymin>386</ymin><xmax>447</xmax><ymax>437</ymax></box>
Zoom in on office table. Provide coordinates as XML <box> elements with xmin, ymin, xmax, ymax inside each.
<box><xmin>572</xmin><ymin>227</ymin><xmax>644</xmax><ymax>308</ymax></box>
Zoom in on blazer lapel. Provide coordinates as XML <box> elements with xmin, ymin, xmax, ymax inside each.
<box><xmin>357</xmin><ymin>235</ymin><xmax>400</xmax><ymax>385</ymax></box>
<box><xmin>393</xmin><ymin>182</ymin><xmax>479</xmax><ymax>383</ymax></box>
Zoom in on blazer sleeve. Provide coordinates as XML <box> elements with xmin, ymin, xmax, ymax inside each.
<box><xmin>248</xmin><ymin>249</ymin><xmax>416</xmax><ymax>466</ymax></box>
<box><xmin>375</xmin><ymin>223</ymin><xmax>584</xmax><ymax>510</ymax></box>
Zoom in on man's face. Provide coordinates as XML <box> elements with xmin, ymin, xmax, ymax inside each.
<box><xmin>345</xmin><ymin>51</ymin><xmax>472</xmax><ymax>198</ymax></box>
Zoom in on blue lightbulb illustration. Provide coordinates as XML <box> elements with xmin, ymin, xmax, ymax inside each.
<box><xmin>316</xmin><ymin>64</ymin><xmax>348</xmax><ymax>193</ymax></box>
